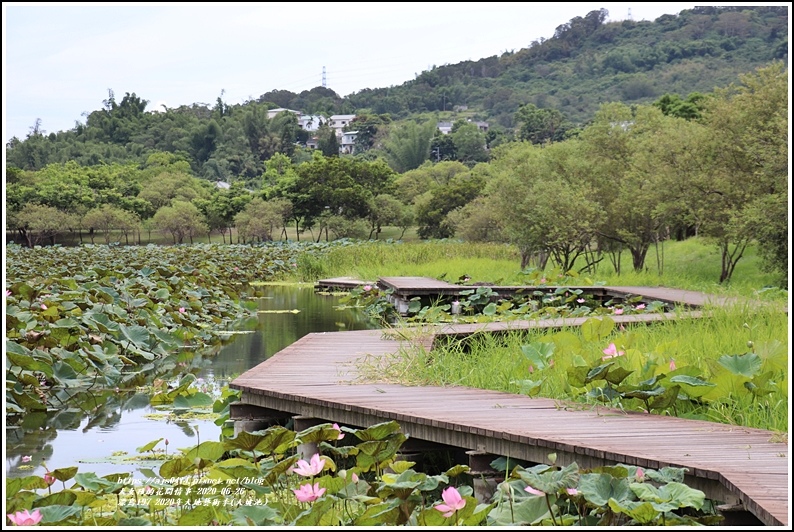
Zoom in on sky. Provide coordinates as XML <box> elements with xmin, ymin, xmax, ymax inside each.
<box><xmin>2</xmin><ymin>2</ymin><xmax>769</xmax><ymax>143</ymax></box>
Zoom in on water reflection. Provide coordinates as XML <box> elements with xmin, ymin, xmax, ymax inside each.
<box><xmin>5</xmin><ymin>284</ymin><xmax>376</xmax><ymax>480</ymax></box>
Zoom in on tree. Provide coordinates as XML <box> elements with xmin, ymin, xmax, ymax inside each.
<box><xmin>382</xmin><ymin>120</ymin><xmax>436</xmax><ymax>173</ymax></box>
<box><xmin>486</xmin><ymin>140</ymin><xmax>600</xmax><ymax>271</ymax></box>
<box><xmin>446</xmin><ymin>196</ymin><xmax>505</xmax><ymax>243</ymax></box>
<box><xmin>366</xmin><ymin>194</ymin><xmax>409</xmax><ymax>239</ymax></box>
<box><xmin>319</xmin><ymin>126</ymin><xmax>340</xmax><ymax>157</ymax></box>
<box><xmin>350</xmin><ymin>113</ymin><xmax>391</xmax><ymax>153</ymax></box>
<box><xmin>450</xmin><ymin>121</ymin><xmax>489</xmax><ymax>163</ymax></box>
<box><xmin>415</xmin><ymin>170</ymin><xmax>485</xmax><ymax>239</ymax></box>
<box><xmin>279</xmin><ymin>153</ymin><xmax>390</xmax><ymax>237</ymax></box>
<box><xmin>693</xmin><ymin>62</ymin><xmax>788</xmax><ymax>284</ymax></box>
<box><xmin>82</xmin><ymin>204</ymin><xmax>135</xmax><ymax>244</ymax></box>
<box><xmin>14</xmin><ymin>203</ymin><xmax>77</xmax><ymax>247</ymax></box>
<box><xmin>137</xmin><ymin>170</ymin><xmax>211</xmax><ymax>212</ymax></box>
<box><xmin>392</xmin><ymin>161</ymin><xmax>470</xmax><ymax>206</ymax></box>
<box><xmin>579</xmin><ymin>103</ymin><xmax>672</xmax><ymax>273</ymax></box>
<box><xmin>653</xmin><ymin>92</ymin><xmax>707</xmax><ymax>120</ymax></box>
<box><xmin>152</xmin><ymin>201</ymin><xmax>208</xmax><ymax>244</ymax></box>
<box><xmin>234</xmin><ymin>197</ymin><xmax>284</xmax><ymax>243</ymax></box>
<box><xmin>515</xmin><ymin>103</ymin><xmax>566</xmax><ymax>144</ymax></box>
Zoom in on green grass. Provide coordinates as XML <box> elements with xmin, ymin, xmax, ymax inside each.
<box><xmin>305</xmin><ymin>236</ymin><xmax>787</xmax><ymax>301</ymax></box>
<box><xmin>326</xmin><ymin>239</ymin><xmax>788</xmax><ymax>433</ymax></box>
<box><xmin>360</xmin><ymin>304</ymin><xmax>789</xmax><ymax>432</ymax></box>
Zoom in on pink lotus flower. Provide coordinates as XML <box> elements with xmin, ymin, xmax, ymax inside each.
<box><xmin>40</xmin><ymin>304</ymin><xmax>47</xmax><ymax>310</ymax></box>
<box><xmin>669</xmin><ymin>359</ymin><xmax>676</xmax><ymax>371</ymax></box>
<box><xmin>528</xmin><ymin>365</ymin><xmax>535</xmax><ymax>374</ymax></box>
<box><xmin>332</xmin><ymin>423</ymin><xmax>345</xmax><ymax>440</ymax></box>
<box><xmin>601</xmin><ymin>343</ymin><xmax>624</xmax><ymax>361</ymax></box>
<box><xmin>293</xmin><ymin>482</ymin><xmax>325</xmax><ymax>503</ymax></box>
<box><xmin>43</xmin><ymin>472</ymin><xmax>55</xmax><ymax>486</ymax></box>
<box><xmin>435</xmin><ymin>486</ymin><xmax>466</xmax><ymax>517</ymax></box>
<box><xmin>6</xmin><ymin>509</ymin><xmax>43</xmax><ymax>526</ymax></box>
<box><xmin>179</xmin><ymin>307</ymin><xmax>186</xmax><ymax>313</ymax></box>
<box><xmin>635</xmin><ymin>303</ymin><xmax>646</xmax><ymax>310</ymax></box>
<box><xmin>614</xmin><ymin>307</ymin><xmax>624</xmax><ymax>315</ymax></box>
<box><xmin>5</xmin><ymin>290</ymin><xmax>11</xmax><ymax>297</ymax></box>
<box><xmin>292</xmin><ymin>453</ymin><xmax>325</xmax><ymax>477</ymax></box>
<box><xmin>577</xmin><ymin>298</ymin><xmax>586</xmax><ymax>304</ymax></box>
<box><xmin>566</xmin><ymin>488</ymin><xmax>578</xmax><ymax>496</ymax></box>
<box><xmin>21</xmin><ymin>456</ymin><xmax>32</xmax><ymax>463</ymax></box>
<box><xmin>524</xmin><ymin>485</ymin><xmax>545</xmax><ymax>497</ymax></box>
<box><xmin>362</xmin><ymin>284</ymin><xmax>372</xmax><ymax>292</ymax></box>
<box><xmin>635</xmin><ymin>468</ymin><xmax>645</xmax><ymax>480</ymax></box>
<box><xmin>539</xmin><ymin>278</ymin><xmax>547</xmax><ymax>284</ymax></box>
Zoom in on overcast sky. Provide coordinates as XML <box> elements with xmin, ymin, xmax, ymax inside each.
<box><xmin>5</xmin><ymin>2</ymin><xmax>754</xmax><ymax>143</ymax></box>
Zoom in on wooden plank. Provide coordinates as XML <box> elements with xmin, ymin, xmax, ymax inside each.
<box><xmin>229</xmin><ymin>277</ymin><xmax>788</xmax><ymax>527</ymax></box>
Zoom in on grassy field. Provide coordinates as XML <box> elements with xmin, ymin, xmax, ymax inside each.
<box><xmin>296</xmin><ymin>236</ymin><xmax>788</xmax><ymax>301</ymax></box>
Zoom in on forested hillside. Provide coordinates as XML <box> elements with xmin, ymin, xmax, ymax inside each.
<box><xmin>346</xmin><ymin>6</ymin><xmax>788</xmax><ymax>127</ymax></box>
<box><xmin>6</xmin><ymin>5</ymin><xmax>787</xmax><ymax>180</ymax></box>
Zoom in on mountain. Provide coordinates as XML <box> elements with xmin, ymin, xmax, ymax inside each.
<box><xmin>271</xmin><ymin>6</ymin><xmax>788</xmax><ymax>128</ymax></box>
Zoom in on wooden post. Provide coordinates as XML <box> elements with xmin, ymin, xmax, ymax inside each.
<box><xmin>466</xmin><ymin>451</ymin><xmax>501</xmax><ymax>504</ymax></box>
<box><xmin>293</xmin><ymin>416</ymin><xmax>320</xmax><ymax>459</ymax></box>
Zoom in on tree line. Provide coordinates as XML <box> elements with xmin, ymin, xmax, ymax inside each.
<box><xmin>5</xmin><ymin>63</ymin><xmax>787</xmax><ymax>287</ymax></box>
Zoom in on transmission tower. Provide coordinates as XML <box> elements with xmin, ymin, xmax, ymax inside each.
<box><xmin>627</xmin><ymin>8</ymin><xmax>633</xmax><ymax>20</ymax></box>
<box><xmin>322</xmin><ymin>66</ymin><xmax>326</xmax><ymax>88</ymax></box>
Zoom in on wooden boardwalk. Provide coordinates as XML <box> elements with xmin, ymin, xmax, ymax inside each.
<box><xmin>234</xmin><ymin>278</ymin><xmax>788</xmax><ymax>526</ymax></box>
<box><xmin>317</xmin><ymin>277</ymin><xmax>750</xmax><ymax>313</ymax></box>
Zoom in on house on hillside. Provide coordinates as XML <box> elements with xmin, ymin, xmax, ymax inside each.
<box><xmin>438</xmin><ymin>120</ymin><xmax>489</xmax><ymax>135</ymax></box>
<box><xmin>470</xmin><ymin>120</ymin><xmax>489</xmax><ymax>133</ymax></box>
<box><xmin>329</xmin><ymin>114</ymin><xmax>356</xmax><ymax>137</ymax></box>
<box><xmin>340</xmin><ymin>131</ymin><xmax>358</xmax><ymax>154</ymax></box>
<box><xmin>299</xmin><ymin>115</ymin><xmax>325</xmax><ymax>131</ymax></box>
<box><xmin>267</xmin><ymin>108</ymin><xmax>302</xmax><ymax>120</ymax></box>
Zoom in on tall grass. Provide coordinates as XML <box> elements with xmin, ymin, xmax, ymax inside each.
<box><xmin>313</xmin><ymin>237</ymin><xmax>787</xmax><ymax>301</ymax></box>
<box><xmin>335</xmin><ymin>239</ymin><xmax>788</xmax><ymax>433</ymax></box>
<box><xmin>319</xmin><ymin>240</ymin><xmax>522</xmax><ymax>284</ymax></box>
<box><xmin>360</xmin><ymin>304</ymin><xmax>789</xmax><ymax>432</ymax></box>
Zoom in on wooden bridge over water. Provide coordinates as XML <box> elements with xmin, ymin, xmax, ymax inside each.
<box><xmin>230</xmin><ymin>278</ymin><xmax>789</xmax><ymax>526</ymax></box>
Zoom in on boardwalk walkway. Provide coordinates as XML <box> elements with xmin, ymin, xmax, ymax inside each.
<box><xmin>231</xmin><ymin>279</ymin><xmax>789</xmax><ymax>526</ymax></box>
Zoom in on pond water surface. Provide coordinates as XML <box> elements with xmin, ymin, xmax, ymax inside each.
<box><xmin>5</xmin><ymin>284</ymin><xmax>377</xmax><ymax>481</ymax></box>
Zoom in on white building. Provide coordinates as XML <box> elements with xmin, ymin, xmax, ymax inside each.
<box><xmin>267</xmin><ymin>108</ymin><xmax>302</xmax><ymax>120</ymax></box>
<box><xmin>329</xmin><ymin>114</ymin><xmax>357</xmax><ymax>137</ymax></box>
<box><xmin>340</xmin><ymin>131</ymin><xmax>358</xmax><ymax>154</ymax></box>
<box><xmin>299</xmin><ymin>115</ymin><xmax>325</xmax><ymax>132</ymax></box>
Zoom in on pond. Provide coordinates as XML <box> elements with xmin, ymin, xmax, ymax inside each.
<box><xmin>5</xmin><ymin>284</ymin><xmax>377</xmax><ymax>481</ymax></box>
